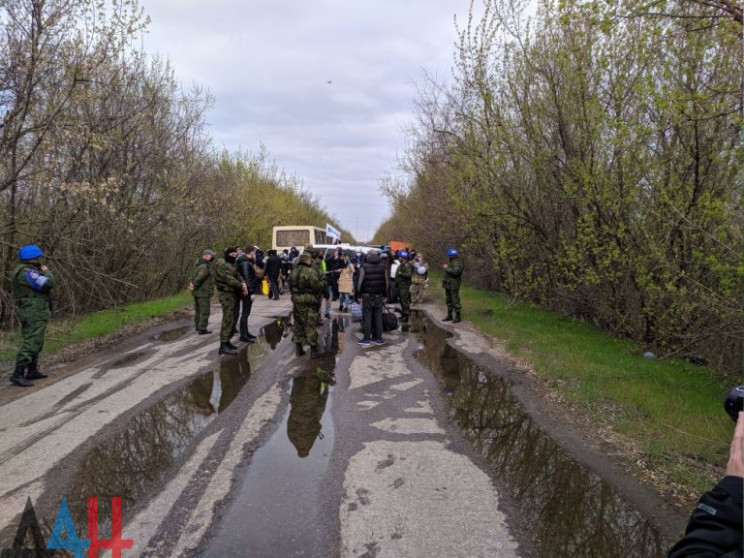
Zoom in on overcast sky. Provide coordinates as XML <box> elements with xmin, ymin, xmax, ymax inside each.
<box><xmin>139</xmin><ymin>0</ymin><xmax>467</xmax><ymax>241</ymax></box>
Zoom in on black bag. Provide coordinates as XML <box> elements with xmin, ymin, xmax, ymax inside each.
<box><xmin>382</xmin><ymin>306</ymin><xmax>398</xmax><ymax>332</ymax></box>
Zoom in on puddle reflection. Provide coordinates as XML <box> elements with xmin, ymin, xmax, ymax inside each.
<box><xmin>203</xmin><ymin>318</ymin><xmax>341</xmax><ymax>558</ymax></box>
<box><xmin>414</xmin><ymin>313</ymin><xmax>667</xmax><ymax>558</ymax></box>
<box><xmin>152</xmin><ymin>326</ymin><xmax>190</xmax><ymax>342</ymax></box>
<box><xmin>60</xmin><ymin>319</ymin><xmax>289</xmax><ymax>529</ymax></box>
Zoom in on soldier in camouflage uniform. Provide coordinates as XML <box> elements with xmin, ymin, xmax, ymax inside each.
<box><xmin>395</xmin><ymin>250</ymin><xmax>413</xmax><ymax>323</ymax></box>
<box><xmin>11</xmin><ymin>244</ymin><xmax>55</xmax><ymax>387</ymax></box>
<box><xmin>214</xmin><ymin>247</ymin><xmax>248</xmax><ymax>355</ymax></box>
<box><xmin>188</xmin><ymin>249</ymin><xmax>216</xmax><ymax>334</ymax></box>
<box><xmin>442</xmin><ymin>247</ymin><xmax>464</xmax><ymax>323</ymax></box>
<box><xmin>291</xmin><ymin>252</ymin><xmax>326</xmax><ymax>358</ymax></box>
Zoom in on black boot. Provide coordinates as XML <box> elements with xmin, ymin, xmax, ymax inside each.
<box><xmin>247</xmin><ymin>332</ymin><xmax>258</xmax><ymax>340</ymax></box>
<box><xmin>453</xmin><ymin>311</ymin><xmax>461</xmax><ymax>324</ymax></box>
<box><xmin>218</xmin><ymin>342</ymin><xmax>238</xmax><ymax>355</ymax></box>
<box><xmin>443</xmin><ymin>310</ymin><xmax>453</xmax><ymax>322</ymax></box>
<box><xmin>10</xmin><ymin>365</ymin><xmax>33</xmax><ymax>387</ymax></box>
<box><xmin>310</xmin><ymin>345</ymin><xmax>322</xmax><ymax>359</ymax></box>
<box><xmin>295</xmin><ymin>343</ymin><xmax>306</xmax><ymax>356</ymax></box>
<box><xmin>26</xmin><ymin>362</ymin><xmax>48</xmax><ymax>380</ymax></box>
<box><xmin>197</xmin><ymin>328</ymin><xmax>212</xmax><ymax>334</ymax></box>
<box><xmin>227</xmin><ymin>341</ymin><xmax>239</xmax><ymax>349</ymax></box>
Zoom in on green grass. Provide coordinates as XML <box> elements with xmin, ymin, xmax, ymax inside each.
<box><xmin>0</xmin><ymin>291</ymin><xmax>192</xmax><ymax>363</ymax></box>
<box><xmin>430</xmin><ymin>275</ymin><xmax>733</xmax><ymax>495</ymax></box>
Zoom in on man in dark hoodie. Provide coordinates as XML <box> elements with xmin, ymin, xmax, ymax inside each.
<box><xmin>355</xmin><ymin>249</ymin><xmax>388</xmax><ymax>347</ymax></box>
<box><xmin>236</xmin><ymin>245</ymin><xmax>260</xmax><ymax>342</ymax></box>
<box><xmin>264</xmin><ymin>249</ymin><xmax>283</xmax><ymax>300</ymax></box>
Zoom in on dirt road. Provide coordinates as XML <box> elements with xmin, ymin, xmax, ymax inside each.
<box><xmin>0</xmin><ymin>296</ymin><xmax>682</xmax><ymax>557</ymax></box>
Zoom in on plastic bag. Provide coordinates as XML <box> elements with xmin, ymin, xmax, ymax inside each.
<box><xmin>350</xmin><ymin>301</ymin><xmax>363</xmax><ymax>322</ymax></box>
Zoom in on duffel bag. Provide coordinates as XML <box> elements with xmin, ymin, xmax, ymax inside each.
<box><xmin>382</xmin><ymin>306</ymin><xmax>398</xmax><ymax>332</ymax></box>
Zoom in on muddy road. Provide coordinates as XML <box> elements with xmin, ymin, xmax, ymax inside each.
<box><xmin>0</xmin><ymin>297</ymin><xmax>686</xmax><ymax>557</ymax></box>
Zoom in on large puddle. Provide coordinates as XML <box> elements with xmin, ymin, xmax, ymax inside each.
<box><xmin>201</xmin><ymin>317</ymin><xmax>346</xmax><ymax>558</ymax></box>
<box><xmin>410</xmin><ymin>311</ymin><xmax>669</xmax><ymax>558</ymax></box>
<box><xmin>59</xmin><ymin>318</ymin><xmax>289</xmax><ymax>528</ymax></box>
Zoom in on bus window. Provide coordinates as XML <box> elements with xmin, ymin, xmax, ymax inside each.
<box><xmin>276</xmin><ymin>229</ymin><xmax>310</xmax><ymax>248</ymax></box>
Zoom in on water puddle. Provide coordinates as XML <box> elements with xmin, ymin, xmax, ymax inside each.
<box><xmin>201</xmin><ymin>318</ymin><xmax>345</xmax><ymax>558</ymax></box>
<box><xmin>108</xmin><ymin>350</ymin><xmax>151</xmax><ymax>369</ymax></box>
<box><xmin>411</xmin><ymin>311</ymin><xmax>669</xmax><ymax>558</ymax></box>
<box><xmin>152</xmin><ymin>325</ymin><xmax>190</xmax><ymax>342</ymax></box>
<box><xmin>58</xmin><ymin>319</ymin><xmax>289</xmax><ymax>527</ymax></box>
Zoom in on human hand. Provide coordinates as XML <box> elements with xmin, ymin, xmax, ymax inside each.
<box><xmin>443</xmin><ymin>264</ymin><xmax>449</xmax><ymax>270</ymax></box>
<box><xmin>242</xmin><ymin>284</ymin><xmax>248</xmax><ymax>295</ymax></box>
<box><xmin>41</xmin><ymin>265</ymin><xmax>48</xmax><ymax>272</ymax></box>
<box><xmin>726</xmin><ymin>412</ymin><xmax>744</xmax><ymax>478</ymax></box>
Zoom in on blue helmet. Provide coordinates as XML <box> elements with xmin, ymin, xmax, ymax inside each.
<box><xmin>446</xmin><ymin>247</ymin><xmax>459</xmax><ymax>258</ymax></box>
<box><xmin>399</xmin><ymin>250</ymin><xmax>410</xmax><ymax>260</ymax></box>
<box><xmin>19</xmin><ymin>244</ymin><xmax>43</xmax><ymax>261</ymax></box>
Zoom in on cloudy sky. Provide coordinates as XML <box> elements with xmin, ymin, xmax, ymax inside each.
<box><xmin>139</xmin><ymin>0</ymin><xmax>468</xmax><ymax>241</ymax></box>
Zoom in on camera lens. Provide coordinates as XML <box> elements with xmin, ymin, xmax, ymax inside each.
<box><xmin>724</xmin><ymin>386</ymin><xmax>744</xmax><ymax>421</ymax></box>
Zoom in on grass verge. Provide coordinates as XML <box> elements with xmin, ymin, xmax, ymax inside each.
<box><xmin>0</xmin><ymin>291</ymin><xmax>193</xmax><ymax>364</ymax></box>
<box><xmin>429</xmin><ymin>276</ymin><xmax>733</xmax><ymax>497</ymax></box>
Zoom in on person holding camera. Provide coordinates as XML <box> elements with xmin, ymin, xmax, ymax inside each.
<box><xmin>10</xmin><ymin>244</ymin><xmax>55</xmax><ymax>387</ymax></box>
<box><xmin>668</xmin><ymin>410</ymin><xmax>743</xmax><ymax>557</ymax></box>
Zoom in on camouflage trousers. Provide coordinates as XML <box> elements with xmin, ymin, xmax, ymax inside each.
<box><xmin>410</xmin><ymin>283</ymin><xmax>425</xmax><ymax>304</ymax></box>
<box><xmin>193</xmin><ymin>295</ymin><xmax>212</xmax><ymax>331</ymax></box>
<box><xmin>292</xmin><ymin>303</ymin><xmax>319</xmax><ymax>347</ymax></box>
<box><xmin>397</xmin><ymin>281</ymin><xmax>411</xmax><ymax>317</ymax></box>
<box><xmin>445</xmin><ymin>288</ymin><xmax>461</xmax><ymax>312</ymax></box>
<box><xmin>218</xmin><ymin>291</ymin><xmax>240</xmax><ymax>342</ymax></box>
<box><xmin>15</xmin><ymin>317</ymin><xmax>49</xmax><ymax>367</ymax></box>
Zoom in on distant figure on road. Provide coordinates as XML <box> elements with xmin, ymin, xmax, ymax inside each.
<box><xmin>442</xmin><ymin>247</ymin><xmax>464</xmax><ymax>323</ymax></box>
<box><xmin>188</xmin><ymin>249</ymin><xmax>216</xmax><ymax>335</ymax></box>
<box><xmin>395</xmin><ymin>250</ymin><xmax>413</xmax><ymax>324</ymax></box>
<box><xmin>411</xmin><ymin>253</ymin><xmax>428</xmax><ymax>305</ymax></box>
<box><xmin>290</xmin><ymin>252</ymin><xmax>326</xmax><ymax>358</ymax></box>
<box><xmin>668</xmin><ymin>411</ymin><xmax>743</xmax><ymax>557</ymax></box>
<box><xmin>214</xmin><ymin>247</ymin><xmax>247</xmax><ymax>356</ymax></box>
<box><xmin>236</xmin><ymin>245</ymin><xmax>260</xmax><ymax>343</ymax></box>
<box><xmin>10</xmin><ymin>244</ymin><xmax>55</xmax><ymax>387</ymax></box>
<box><xmin>337</xmin><ymin>254</ymin><xmax>355</xmax><ymax>312</ymax></box>
<box><xmin>264</xmin><ymin>249</ymin><xmax>283</xmax><ymax>300</ymax></box>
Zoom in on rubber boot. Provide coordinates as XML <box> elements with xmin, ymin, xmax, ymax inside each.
<box><xmin>26</xmin><ymin>362</ymin><xmax>48</xmax><ymax>380</ymax></box>
<box><xmin>453</xmin><ymin>311</ymin><xmax>461</xmax><ymax>324</ymax></box>
<box><xmin>295</xmin><ymin>343</ymin><xmax>306</xmax><ymax>356</ymax></box>
<box><xmin>310</xmin><ymin>345</ymin><xmax>322</xmax><ymax>359</ymax></box>
<box><xmin>443</xmin><ymin>310</ymin><xmax>453</xmax><ymax>322</ymax></box>
<box><xmin>227</xmin><ymin>341</ymin><xmax>239</xmax><ymax>350</ymax></box>
<box><xmin>218</xmin><ymin>342</ymin><xmax>238</xmax><ymax>355</ymax></box>
<box><xmin>10</xmin><ymin>365</ymin><xmax>33</xmax><ymax>388</ymax></box>
<box><xmin>247</xmin><ymin>332</ymin><xmax>258</xmax><ymax>341</ymax></box>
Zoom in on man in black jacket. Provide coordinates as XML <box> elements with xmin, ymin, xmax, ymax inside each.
<box><xmin>264</xmin><ymin>249</ymin><xmax>283</xmax><ymax>300</ymax></box>
<box><xmin>235</xmin><ymin>245</ymin><xmax>259</xmax><ymax>342</ymax></box>
<box><xmin>668</xmin><ymin>411</ymin><xmax>743</xmax><ymax>557</ymax></box>
<box><xmin>355</xmin><ymin>250</ymin><xmax>388</xmax><ymax>347</ymax></box>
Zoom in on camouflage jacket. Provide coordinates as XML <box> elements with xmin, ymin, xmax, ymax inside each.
<box><xmin>214</xmin><ymin>258</ymin><xmax>244</xmax><ymax>294</ymax></box>
<box><xmin>442</xmin><ymin>259</ymin><xmax>464</xmax><ymax>290</ymax></box>
<box><xmin>190</xmin><ymin>258</ymin><xmax>215</xmax><ymax>297</ymax></box>
<box><xmin>13</xmin><ymin>264</ymin><xmax>54</xmax><ymax>319</ymax></box>
<box><xmin>291</xmin><ymin>263</ymin><xmax>326</xmax><ymax>305</ymax></box>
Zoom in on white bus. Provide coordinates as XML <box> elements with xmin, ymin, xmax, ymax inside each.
<box><xmin>272</xmin><ymin>226</ymin><xmax>336</xmax><ymax>252</ymax></box>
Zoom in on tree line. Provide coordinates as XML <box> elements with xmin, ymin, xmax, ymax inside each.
<box><xmin>378</xmin><ymin>0</ymin><xmax>744</xmax><ymax>373</ymax></box>
<box><xmin>0</xmin><ymin>0</ymin><xmax>351</xmax><ymax>326</ymax></box>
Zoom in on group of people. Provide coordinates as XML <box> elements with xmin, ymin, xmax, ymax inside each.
<box><xmin>4</xmin><ymin>241</ymin><xmax>743</xmax><ymax>556</ymax></box>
